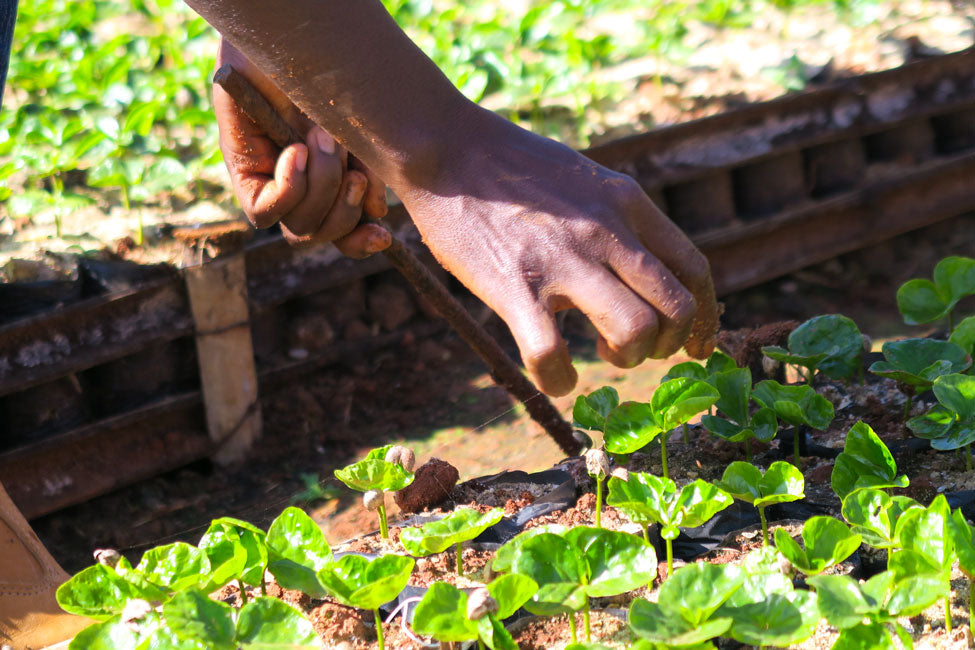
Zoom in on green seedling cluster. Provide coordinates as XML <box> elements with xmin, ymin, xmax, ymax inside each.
<box><xmin>751</xmin><ymin>379</ymin><xmax>834</xmax><ymax>465</ymax></box>
<box><xmin>869</xmin><ymin>338</ymin><xmax>971</xmax><ymax>419</ymax></box>
<box><xmin>717</xmin><ymin>460</ymin><xmax>805</xmax><ymax>546</ymax></box>
<box><xmin>897</xmin><ymin>255</ymin><xmax>975</xmax><ymax>332</ymax></box>
<box><xmin>701</xmin><ymin>367</ymin><xmax>778</xmax><ymax>461</ymax></box>
<box><xmin>909</xmin><ymin>373</ymin><xmax>975</xmax><ymax>469</ymax></box>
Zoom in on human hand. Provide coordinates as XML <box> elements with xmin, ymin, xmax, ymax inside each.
<box><xmin>212</xmin><ymin>38</ymin><xmax>389</xmax><ymax>257</ymax></box>
<box><xmin>396</xmin><ymin>112</ymin><xmax>719</xmax><ymax>397</ymax></box>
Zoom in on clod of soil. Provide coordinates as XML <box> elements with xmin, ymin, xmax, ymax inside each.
<box><xmin>394</xmin><ymin>457</ymin><xmax>459</xmax><ymax>513</ymax></box>
<box><xmin>718</xmin><ymin>320</ymin><xmax>798</xmax><ymax>380</ymax></box>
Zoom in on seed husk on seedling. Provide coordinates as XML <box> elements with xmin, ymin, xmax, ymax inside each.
<box><xmin>510</xmin><ymin>526</ymin><xmax>657</xmax><ymax>643</ymax></box>
<box><xmin>831</xmin><ymin>421</ymin><xmax>909</xmax><ymax>502</ymax></box>
<box><xmin>717</xmin><ymin>461</ymin><xmax>805</xmax><ymax>546</ymax></box>
<box><xmin>700</xmin><ymin>367</ymin><xmax>778</xmax><ymax>461</ymax></box>
<box><xmin>810</xmin><ymin>571</ymin><xmax>948</xmax><ymax>648</ymax></box>
<box><xmin>751</xmin><ymin>380</ymin><xmax>834</xmax><ymax>465</ymax></box>
<box><xmin>774</xmin><ymin>516</ymin><xmax>861</xmax><ymax>576</ymax></box>
<box><xmin>412</xmin><ymin>574</ymin><xmax>538</xmax><ymax>650</ymax></box>
<box><xmin>400</xmin><ymin>507</ymin><xmax>504</xmax><ymax>575</ymax></box>
<box><xmin>762</xmin><ymin>314</ymin><xmax>865</xmax><ymax>384</ymax></box>
<box><xmin>603</xmin><ymin>378</ymin><xmax>719</xmax><ymax>478</ymax></box>
<box><xmin>317</xmin><ymin>553</ymin><xmax>415</xmax><ymax>650</ymax></box>
<box><xmin>333</xmin><ymin>444</ymin><xmax>416</xmax><ymax>539</ymax></box>
<box><xmin>897</xmin><ymin>255</ymin><xmax>975</xmax><ymax>332</ymax></box>
<box><xmin>584</xmin><ymin>448</ymin><xmax>611</xmax><ymax>528</ymax></box>
<box><xmin>606</xmin><ymin>471</ymin><xmax>732</xmax><ymax>577</ymax></box>
<box><xmin>868</xmin><ymin>338</ymin><xmax>972</xmax><ymax>418</ymax></box>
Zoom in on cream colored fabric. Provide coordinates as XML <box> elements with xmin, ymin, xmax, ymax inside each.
<box><xmin>0</xmin><ymin>482</ymin><xmax>90</xmax><ymax>649</ymax></box>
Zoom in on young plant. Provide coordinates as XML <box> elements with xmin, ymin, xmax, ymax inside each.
<box><xmin>949</xmin><ymin>315</ymin><xmax>975</xmax><ymax>360</ymax></box>
<box><xmin>412</xmin><ymin>574</ymin><xmax>538</xmax><ymax>650</ymax></box>
<box><xmin>572</xmin><ymin>386</ymin><xmax>619</xmax><ymax>433</ymax></box>
<box><xmin>762</xmin><ymin>314</ymin><xmax>865</xmax><ymax>383</ymax></box>
<box><xmin>774</xmin><ymin>516</ymin><xmax>861</xmax><ymax>575</ymax></box>
<box><xmin>947</xmin><ymin>508</ymin><xmax>975</xmax><ymax>626</ymax></box>
<box><xmin>700</xmin><ymin>367</ymin><xmax>778</xmax><ymax>461</ymax></box>
<box><xmin>265</xmin><ymin>506</ymin><xmax>333</xmax><ymax>597</ymax></box>
<box><xmin>868</xmin><ymin>339</ymin><xmax>971</xmax><ymax>418</ymax></box>
<box><xmin>628</xmin><ymin>562</ymin><xmax>743</xmax><ymax>647</ymax></box>
<box><xmin>717</xmin><ymin>461</ymin><xmax>805</xmax><ymax>546</ymax></box>
<box><xmin>606</xmin><ymin>471</ymin><xmax>733</xmax><ymax>576</ymax></box>
<box><xmin>317</xmin><ymin>553</ymin><xmax>415</xmax><ymax>650</ymax></box>
<box><xmin>584</xmin><ymin>448</ymin><xmax>610</xmax><ymax>528</ymax></box>
<box><xmin>897</xmin><ymin>255</ymin><xmax>975</xmax><ymax>332</ymax></box>
<box><xmin>66</xmin><ymin>589</ymin><xmax>321</xmax><ymax>650</ymax></box>
<box><xmin>400</xmin><ymin>507</ymin><xmax>504</xmax><ymax>575</ymax></box>
<box><xmin>510</xmin><ymin>526</ymin><xmax>657</xmax><ymax>643</ymax></box>
<box><xmin>888</xmin><ymin>494</ymin><xmax>956</xmax><ymax>632</ymax></box>
<box><xmin>198</xmin><ymin>517</ymin><xmax>270</xmax><ymax>598</ymax></box>
<box><xmin>908</xmin><ymin>373</ymin><xmax>975</xmax><ymax>469</ymax></box>
<box><xmin>334</xmin><ymin>444</ymin><xmax>415</xmax><ymax>539</ymax></box>
<box><xmin>809</xmin><ymin>571</ymin><xmax>948</xmax><ymax>648</ymax></box>
<box><xmin>831</xmin><ymin>421</ymin><xmax>909</xmax><ymax>502</ymax></box>
<box><xmin>603</xmin><ymin>378</ymin><xmax>719</xmax><ymax>478</ymax></box>
<box><xmin>491</xmin><ymin>524</ymin><xmax>567</xmax><ymax>574</ymax></box>
<box><xmin>841</xmin><ymin>488</ymin><xmax>921</xmax><ymax>552</ymax></box>
<box><xmin>751</xmin><ymin>380</ymin><xmax>834</xmax><ymax>465</ymax></box>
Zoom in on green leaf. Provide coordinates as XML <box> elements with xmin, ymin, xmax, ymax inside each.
<box><xmin>725</xmin><ymin>590</ymin><xmax>819</xmax><ymax>647</ymax></box>
<box><xmin>869</xmin><ymin>339</ymin><xmax>971</xmax><ymax>388</ymax></box>
<box><xmin>606</xmin><ymin>471</ymin><xmax>676</xmax><ymax>525</ymax></box>
<box><xmin>933</xmin><ymin>373</ymin><xmax>975</xmax><ymax>421</ymax></box>
<box><xmin>477</xmin><ymin>613</ymin><xmax>519</xmax><ymax>650</ymax></box>
<box><xmin>710</xmin><ymin>368</ymin><xmax>752</xmax><ymax>425</ymax></box>
<box><xmin>908</xmin><ymin>406</ymin><xmax>955</xmax><ymax>440</ymax></box>
<box><xmin>316</xmin><ymin>553</ymin><xmax>414</xmax><ymax>610</ymax></box>
<box><xmin>629</xmin><ymin>597</ymin><xmax>733</xmax><ymax>646</ymax></box>
<box><xmin>491</xmin><ymin>524</ymin><xmax>567</xmax><ymax>573</ymax></box>
<box><xmin>774</xmin><ymin>516</ymin><xmax>861</xmax><ymax>575</ymax></box>
<box><xmin>832</xmin><ymin>623</ymin><xmax>898</xmax><ymax>650</ymax></box>
<box><xmin>55</xmin><ymin>564</ymin><xmax>155</xmax><ymax>620</ymax></box>
<box><xmin>841</xmin><ymin>489</ymin><xmax>920</xmax><ymax>549</ymax></box>
<box><xmin>715</xmin><ymin>461</ymin><xmax>764</xmax><ymax>504</ymax></box>
<box><xmin>895</xmin><ymin>495</ymin><xmax>953</xmax><ymax>571</ymax></box>
<box><xmin>236</xmin><ymin>597</ymin><xmax>322</xmax><ymax>649</ymax></box>
<box><xmin>675</xmin><ymin>480</ymin><xmax>734</xmax><ymax>528</ymax></box>
<box><xmin>141</xmin><ymin>156</ymin><xmax>187</xmax><ymax>194</ymax></box>
<box><xmin>603</xmin><ymin>401</ymin><xmax>660</xmax><ymax>454</ymax></box>
<box><xmin>412</xmin><ymin>582</ymin><xmax>479</xmax><ymax>642</ymax></box>
<box><xmin>934</xmin><ymin>256</ymin><xmax>975</xmax><ymax>313</ymax></box>
<box><xmin>565</xmin><ymin>527</ymin><xmax>658</xmax><ymax>597</ymax></box>
<box><xmin>949</xmin><ymin>316</ymin><xmax>975</xmax><ymax>357</ymax></box>
<box><xmin>752</xmin><ymin>380</ymin><xmax>834</xmax><ymax>430</ymax></box>
<box><xmin>266</xmin><ymin>507</ymin><xmax>332</xmax><ymax>597</ymax></box>
<box><xmin>198</xmin><ymin>518</ymin><xmax>268</xmax><ymax>589</ymax></box>
<box><xmin>650</xmin><ymin>377</ymin><xmax>720</xmax><ymax>431</ymax></box>
<box><xmin>135</xmin><ymin>542</ymin><xmax>210</xmax><ymax>593</ymax></box>
<box><xmin>161</xmin><ymin>589</ymin><xmax>235</xmax><ymax>650</ymax></box>
<box><xmin>808</xmin><ymin>574</ymin><xmax>879</xmax><ymax>629</ymax></box>
<box><xmin>401</xmin><ymin>508</ymin><xmax>504</xmax><ymax>556</ymax></box>
<box><xmin>787</xmin><ymin>314</ymin><xmax>864</xmax><ymax>380</ymax></box>
<box><xmin>761</xmin><ymin>345</ymin><xmax>828</xmax><ymax>372</ymax></box>
<box><xmin>755</xmin><ymin>461</ymin><xmax>805</xmax><ymax>508</ymax></box>
<box><xmin>949</xmin><ymin>508</ymin><xmax>975</xmax><ymax>578</ymax></box>
<box><xmin>831</xmin><ymin>422</ymin><xmax>909</xmax><ymax>501</ymax></box>
<box><xmin>487</xmin><ymin>573</ymin><xmax>539</xmax><ymax>620</ymax></box>
<box><xmin>333</xmin><ymin>458</ymin><xmax>414</xmax><ymax>493</ymax></box>
<box><xmin>524</xmin><ymin>581</ymin><xmax>587</xmax><ymax>617</ymax></box>
<box><xmin>512</xmin><ymin>533</ymin><xmax>585</xmax><ymax>610</ymax></box>
<box><xmin>68</xmin><ymin>614</ymin><xmax>157</xmax><ymax>650</ymax></box>
<box><xmin>705</xmin><ymin>350</ymin><xmax>738</xmax><ymax>374</ymax></box>
<box><xmin>365</xmin><ymin>445</ymin><xmax>395</xmax><ymax>461</ymax></box>
<box><xmin>886</xmin><ymin>573</ymin><xmax>950</xmax><ymax>618</ymax></box>
<box><xmin>655</xmin><ymin>562</ymin><xmax>744</xmax><ymax>627</ymax></box>
<box><xmin>662</xmin><ymin>361</ymin><xmax>707</xmax><ymax>382</ymax></box>
<box><xmin>572</xmin><ymin>386</ymin><xmax>619</xmax><ymax>431</ymax></box>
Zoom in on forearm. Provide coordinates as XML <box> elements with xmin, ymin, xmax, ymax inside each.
<box><xmin>188</xmin><ymin>0</ymin><xmax>483</xmax><ymax>191</ymax></box>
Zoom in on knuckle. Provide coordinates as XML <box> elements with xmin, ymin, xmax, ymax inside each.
<box><xmin>670</xmin><ymin>291</ymin><xmax>698</xmax><ymax>326</ymax></box>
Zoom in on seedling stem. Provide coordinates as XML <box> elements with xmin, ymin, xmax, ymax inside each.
<box><xmin>904</xmin><ymin>394</ymin><xmax>913</xmax><ymax>421</ymax></box>
<box><xmin>969</xmin><ymin>580</ymin><xmax>974</xmax><ymax>630</ymax></box>
<box><xmin>660</xmin><ymin>436</ymin><xmax>669</xmax><ymax>479</ymax></box>
<box><xmin>238</xmin><ymin>580</ymin><xmax>248</xmax><ymax>604</ymax></box>
<box><xmin>374</xmin><ymin>608</ymin><xmax>385</xmax><ymax>650</ymax></box>
<box><xmin>378</xmin><ymin>504</ymin><xmax>389</xmax><ymax>539</ymax></box>
<box><xmin>944</xmin><ymin>598</ymin><xmax>952</xmax><ymax>634</ymax></box>
<box><xmin>665</xmin><ymin>537</ymin><xmax>674</xmax><ymax>577</ymax></box>
<box><xmin>478</xmin><ymin>641</ymin><xmax>486</xmax><ymax>650</ymax></box>
<box><xmin>594</xmin><ymin>477</ymin><xmax>603</xmax><ymax>529</ymax></box>
<box><xmin>584</xmin><ymin>600</ymin><xmax>591</xmax><ymax>641</ymax></box>
<box><xmin>759</xmin><ymin>506</ymin><xmax>770</xmax><ymax>547</ymax></box>
<box><xmin>455</xmin><ymin>542</ymin><xmax>463</xmax><ymax>576</ymax></box>
<box><xmin>568</xmin><ymin>612</ymin><xmax>577</xmax><ymax>643</ymax></box>
<box><xmin>682</xmin><ymin>422</ymin><xmax>689</xmax><ymax>444</ymax></box>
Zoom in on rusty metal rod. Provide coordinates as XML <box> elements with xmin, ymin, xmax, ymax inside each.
<box><xmin>213</xmin><ymin>64</ymin><xmax>580</xmax><ymax>455</ymax></box>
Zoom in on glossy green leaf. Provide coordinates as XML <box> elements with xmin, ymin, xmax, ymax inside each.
<box><xmin>894</xmin><ymin>495</ymin><xmax>953</xmax><ymax>571</ymax></box>
<box><xmin>487</xmin><ymin>573</ymin><xmax>539</xmax><ymax>619</ymax></box>
<box><xmin>400</xmin><ymin>507</ymin><xmax>504</xmax><ymax>556</ymax></box>
<box><xmin>927</xmin><ymin>421</ymin><xmax>975</xmax><ymax>451</ymax></box>
<box><xmin>709</xmin><ymin>368</ymin><xmax>752</xmax><ymax>425</ymax></box>
<box><xmin>675</xmin><ymin>480</ymin><xmax>734</xmax><ymax>528</ymax></box>
<box><xmin>55</xmin><ymin>564</ymin><xmax>156</xmax><ymax>620</ymax></box>
<box><xmin>841</xmin><ymin>489</ymin><xmax>921</xmax><ymax>549</ymax></box>
<box><xmin>477</xmin><ymin>613</ymin><xmax>518</xmax><ymax>650</ymax></box>
<box><xmin>933</xmin><ymin>373</ymin><xmax>975</xmax><ymax>421</ymax></box>
<box><xmin>412</xmin><ymin>581</ymin><xmax>479</xmax><ymax>641</ymax></box>
<box><xmin>565</xmin><ymin>527</ymin><xmax>658</xmax><ymax>597</ymax></box>
<box><xmin>134</xmin><ymin>542</ymin><xmax>210</xmax><ymax>594</ymax></box>
<box><xmin>662</xmin><ymin>361</ymin><xmax>707</xmax><ymax>382</ymax></box>
<box><xmin>897</xmin><ymin>256</ymin><xmax>975</xmax><ymax>324</ymax></box>
<box><xmin>774</xmin><ymin>516</ymin><xmax>860</xmax><ymax>575</ymax></box>
<box><xmin>908</xmin><ymin>406</ymin><xmax>955</xmax><ymax>440</ymax></box>
<box><xmin>606</xmin><ymin>472</ymin><xmax>732</xmax><ymax>532</ymax></box>
<box><xmin>657</xmin><ymin>562</ymin><xmax>744</xmax><ymax>626</ymax></box>
<box><xmin>491</xmin><ymin>524</ymin><xmax>567</xmax><ymax>572</ymax></box>
<box><xmin>716</xmin><ymin>461</ymin><xmax>764</xmax><ymax>503</ymax></box>
<box><xmin>724</xmin><ymin>590</ymin><xmax>819</xmax><ymax>647</ymax></box>
<box><xmin>718</xmin><ymin>461</ymin><xmax>803</xmax><ymax>507</ymax></box>
<box><xmin>572</xmin><ymin>386</ymin><xmax>619</xmax><ymax>431</ymax></box>
<box><xmin>949</xmin><ymin>316</ymin><xmax>975</xmax><ymax>357</ymax></box>
<box><xmin>198</xmin><ymin>517</ymin><xmax>268</xmax><ymax>589</ymax></box>
<box><xmin>161</xmin><ymin>589</ymin><xmax>235</xmax><ymax>650</ymax></box>
<box><xmin>886</xmin><ymin>573</ymin><xmax>949</xmax><ymax>617</ymax></box>
<box><xmin>603</xmin><ymin>401</ymin><xmax>660</xmax><ymax>454</ymax></box>
<box><xmin>761</xmin><ymin>345</ymin><xmax>827</xmax><ymax>372</ymax></box>
<box><xmin>948</xmin><ymin>508</ymin><xmax>975</xmax><ymax>578</ymax></box>
<box><xmin>832</xmin><ymin>623</ymin><xmax>897</xmax><ymax>650</ymax></box>
<box><xmin>629</xmin><ymin>597</ymin><xmax>733</xmax><ymax>647</ymax></box>
<box><xmin>67</xmin><ymin>613</ymin><xmax>157</xmax><ymax>650</ymax></box>
<box><xmin>317</xmin><ymin>553</ymin><xmax>414</xmax><ymax>610</ymax></box>
<box><xmin>365</xmin><ymin>444</ymin><xmax>395</xmax><ymax>462</ymax></box>
<box><xmin>788</xmin><ymin>314</ymin><xmax>864</xmax><ymax>380</ymax></box>
<box><xmin>752</xmin><ymin>380</ymin><xmax>834</xmax><ymax>430</ymax></box>
<box><xmin>266</xmin><ymin>507</ymin><xmax>332</xmax><ymax>597</ymax></box>
<box><xmin>933</xmin><ymin>256</ymin><xmax>975</xmax><ymax>312</ymax></box>
<box><xmin>869</xmin><ymin>339</ymin><xmax>971</xmax><ymax>387</ymax></box>
<box><xmin>808</xmin><ymin>573</ymin><xmax>880</xmax><ymax>629</ymax></box>
<box><xmin>236</xmin><ymin>597</ymin><xmax>322</xmax><ymax>649</ymax></box>
<box><xmin>831</xmin><ymin>422</ymin><xmax>909</xmax><ymax>500</ymax></box>
<box><xmin>650</xmin><ymin>377</ymin><xmax>720</xmax><ymax>431</ymax></box>
<box><xmin>333</xmin><ymin>458</ymin><xmax>414</xmax><ymax>493</ymax></box>
<box><xmin>706</xmin><ymin>350</ymin><xmax>738</xmax><ymax>374</ymax></box>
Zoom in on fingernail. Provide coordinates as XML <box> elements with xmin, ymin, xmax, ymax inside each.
<box><xmin>366</xmin><ymin>230</ymin><xmax>391</xmax><ymax>253</ymax></box>
<box><xmin>315</xmin><ymin>128</ymin><xmax>335</xmax><ymax>155</ymax></box>
<box><xmin>295</xmin><ymin>146</ymin><xmax>308</xmax><ymax>173</ymax></box>
<box><xmin>346</xmin><ymin>180</ymin><xmax>365</xmax><ymax>206</ymax></box>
